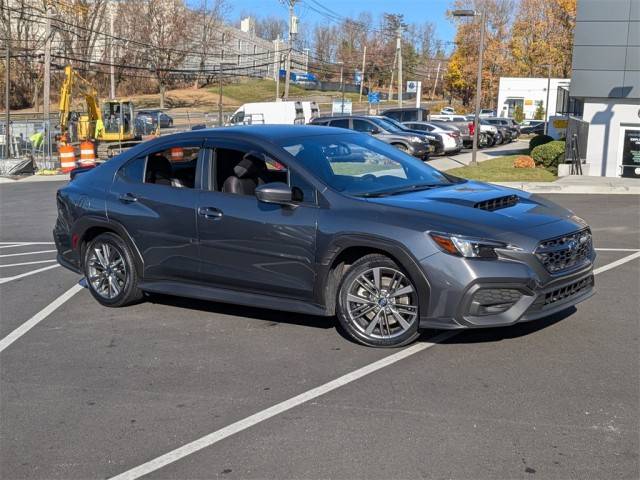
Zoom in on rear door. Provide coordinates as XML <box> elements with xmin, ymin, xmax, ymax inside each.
<box><xmin>107</xmin><ymin>139</ymin><xmax>204</xmax><ymax>281</ymax></box>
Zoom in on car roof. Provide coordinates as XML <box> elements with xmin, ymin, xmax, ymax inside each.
<box><xmin>154</xmin><ymin>124</ymin><xmax>360</xmax><ymax>143</ymax></box>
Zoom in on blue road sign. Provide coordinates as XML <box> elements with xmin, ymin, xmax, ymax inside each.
<box><xmin>368</xmin><ymin>92</ymin><xmax>380</xmax><ymax>104</ymax></box>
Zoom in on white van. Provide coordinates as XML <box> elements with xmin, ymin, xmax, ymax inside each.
<box><xmin>227</xmin><ymin>101</ymin><xmax>306</xmax><ymax>126</ymax></box>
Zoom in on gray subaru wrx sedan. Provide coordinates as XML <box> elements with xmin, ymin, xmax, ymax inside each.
<box><xmin>54</xmin><ymin>125</ymin><xmax>595</xmax><ymax>347</ymax></box>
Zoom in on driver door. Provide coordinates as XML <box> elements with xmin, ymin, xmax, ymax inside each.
<box><xmin>196</xmin><ymin>140</ymin><xmax>319</xmax><ymax>300</ymax></box>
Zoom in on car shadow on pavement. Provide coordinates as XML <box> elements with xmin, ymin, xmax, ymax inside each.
<box><xmin>424</xmin><ymin>307</ymin><xmax>576</xmax><ymax>345</ymax></box>
<box><xmin>144</xmin><ymin>292</ymin><xmax>334</xmax><ymax>330</ymax></box>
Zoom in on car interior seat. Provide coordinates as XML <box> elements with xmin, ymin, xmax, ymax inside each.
<box><xmin>222</xmin><ymin>153</ymin><xmax>269</xmax><ymax>195</ymax></box>
<box><xmin>145</xmin><ymin>155</ymin><xmax>173</xmax><ymax>186</ymax></box>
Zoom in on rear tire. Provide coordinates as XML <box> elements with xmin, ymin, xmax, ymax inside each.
<box><xmin>394</xmin><ymin>143</ymin><xmax>409</xmax><ymax>153</ymax></box>
<box><xmin>83</xmin><ymin>232</ymin><xmax>143</xmax><ymax>307</ymax></box>
<box><xmin>336</xmin><ymin>254</ymin><xmax>421</xmax><ymax>348</ymax></box>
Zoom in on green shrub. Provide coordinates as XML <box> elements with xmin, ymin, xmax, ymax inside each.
<box><xmin>531</xmin><ymin>140</ymin><xmax>565</xmax><ymax>173</ymax></box>
<box><xmin>534</xmin><ymin>102</ymin><xmax>545</xmax><ymax>120</ymax></box>
<box><xmin>529</xmin><ymin>134</ymin><xmax>553</xmax><ymax>151</ymax></box>
<box><xmin>514</xmin><ymin>105</ymin><xmax>524</xmax><ymax>123</ymax></box>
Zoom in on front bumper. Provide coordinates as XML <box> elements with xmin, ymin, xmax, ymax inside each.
<box><xmin>418</xmin><ymin>250</ymin><xmax>596</xmax><ymax>330</ymax></box>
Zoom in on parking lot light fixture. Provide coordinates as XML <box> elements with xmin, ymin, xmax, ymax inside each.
<box><xmin>452</xmin><ymin>9</ymin><xmax>485</xmax><ymax>167</ymax></box>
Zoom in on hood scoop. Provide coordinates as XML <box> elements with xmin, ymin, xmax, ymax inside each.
<box><xmin>474</xmin><ymin>195</ymin><xmax>519</xmax><ymax>212</ymax></box>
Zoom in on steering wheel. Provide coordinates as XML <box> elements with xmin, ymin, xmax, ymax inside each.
<box><xmin>360</xmin><ymin>174</ymin><xmax>377</xmax><ymax>181</ymax></box>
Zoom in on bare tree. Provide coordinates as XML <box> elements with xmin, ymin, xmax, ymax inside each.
<box><xmin>193</xmin><ymin>0</ymin><xmax>228</xmax><ymax>88</ymax></box>
<box><xmin>118</xmin><ymin>0</ymin><xmax>192</xmax><ymax>108</ymax></box>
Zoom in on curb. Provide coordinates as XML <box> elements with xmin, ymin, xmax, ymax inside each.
<box><xmin>0</xmin><ymin>174</ymin><xmax>69</xmax><ymax>184</ymax></box>
<box><xmin>494</xmin><ymin>182</ymin><xmax>640</xmax><ymax>195</ymax></box>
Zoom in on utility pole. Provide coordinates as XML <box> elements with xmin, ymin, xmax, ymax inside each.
<box><xmin>431</xmin><ymin>61</ymin><xmax>441</xmax><ymax>99</ymax></box>
<box><xmin>218</xmin><ymin>63</ymin><xmax>223</xmax><ymax>126</ymax></box>
<box><xmin>544</xmin><ymin>63</ymin><xmax>552</xmax><ymax>134</ymax></box>
<box><xmin>388</xmin><ymin>48</ymin><xmax>397</xmax><ymax>103</ymax></box>
<box><xmin>43</xmin><ymin>3</ymin><xmax>52</xmax><ymax>164</ymax></box>
<box><xmin>109</xmin><ymin>4</ymin><xmax>116</xmax><ymax>99</ymax></box>
<box><xmin>396</xmin><ymin>26</ymin><xmax>403</xmax><ymax>107</ymax></box>
<box><xmin>338</xmin><ymin>62</ymin><xmax>344</xmax><ymax>113</ymax></box>
<box><xmin>304</xmin><ymin>47</ymin><xmax>310</xmax><ymax>72</ymax></box>
<box><xmin>358</xmin><ymin>45</ymin><xmax>367</xmax><ymax>103</ymax></box>
<box><xmin>274</xmin><ymin>36</ymin><xmax>280</xmax><ymax>100</ymax></box>
<box><xmin>5</xmin><ymin>7</ymin><xmax>10</xmax><ymax>159</ymax></box>
<box><xmin>283</xmin><ymin>0</ymin><xmax>297</xmax><ymax>100</ymax></box>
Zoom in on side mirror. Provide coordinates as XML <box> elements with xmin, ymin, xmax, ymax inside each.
<box><xmin>371</xmin><ymin>127</ymin><xmax>381</xmax><ymax>134</ymax></box>
<box><xmin>255</xmin><ymin>182</ymin><xmax>293</xmax><ymax>205</ymax></box>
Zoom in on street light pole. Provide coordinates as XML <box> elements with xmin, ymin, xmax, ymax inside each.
<box><xmin>453</xmin><ymin>9</ymin><xmax>485</xmax><ymax>167</ymax></box>
<box><xmin>338</xmin><ymin>61</ymin><xmax>345</xmax><ymax>114</ymax></box>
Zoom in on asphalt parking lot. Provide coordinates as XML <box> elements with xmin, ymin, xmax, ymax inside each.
<box><xmin>1</xmin><ymin>181</ymin><xmax>638</xmax><ymax>480</ymax></box>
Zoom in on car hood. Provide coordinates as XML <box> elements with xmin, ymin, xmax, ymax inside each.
<box><xmin>364</xmin><ymin>181</ymin><xmax>584</xmax><ymax>247</ymax></box>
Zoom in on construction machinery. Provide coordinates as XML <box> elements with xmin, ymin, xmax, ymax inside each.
<box><xmin>58</xmin><ymin>65</ymin><xmax>142</xmax><ymax>159</ymax></box>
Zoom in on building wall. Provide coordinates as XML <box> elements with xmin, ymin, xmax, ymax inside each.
<box><xmin>581</xmin><ymin>98</ymin><xmax>640</xmax><ymax>176</ymax></box>
<box><xmin>570</xmin><ymin>0</ymin><xmax>639</xmax><ymax>99</ymax></box>
<box><xmin>497</xmin><ymin>77</ymin><xmax>570</xmax><ymax>120</ymax></box>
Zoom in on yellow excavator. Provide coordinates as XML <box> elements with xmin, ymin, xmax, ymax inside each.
<box><xmin>58</xmin><ymin>65</ymin><xmax>142</xmax><ymax>159</ymax></box>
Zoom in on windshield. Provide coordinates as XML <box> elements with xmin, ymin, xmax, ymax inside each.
<box><xmin>369</xmin><ymin>117</ymin><xmax>405</xmax><ymax>133</ymax></box>
<box><xmin>381</xmin><ymin>117</ymin><xmax>410</xmax><ymax>131</ymax></box>
<box><xmin>279</xmin><ymin>133</ymin><xmax>459</xmax><ymax>196</ymax></box>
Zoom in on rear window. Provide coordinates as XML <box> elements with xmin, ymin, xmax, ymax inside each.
<box><xmin>330</xmin><ymin>119</ymin><xmax>350</xmax><ymax>129</ymax></box>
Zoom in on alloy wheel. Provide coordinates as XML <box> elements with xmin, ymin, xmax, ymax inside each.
<box><xmin>87</xmin><ymin>242</ymin><xmax>127</xmax><ymax>299</ymax></box>
<box><xmin>346</xmin><ymin>267</ymin><xmax>418</xmax><ymax>340</ymax></box>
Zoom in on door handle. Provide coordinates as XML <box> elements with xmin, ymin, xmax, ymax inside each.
<box><xmin>198</xmin><ymin>207</ymin><xmax>223</xmax><ymax>219</ymax></box>
<box><xmin>119</xmin><ymin>193</ymin><xmax>138</xmax><ymax>203</ymax></box>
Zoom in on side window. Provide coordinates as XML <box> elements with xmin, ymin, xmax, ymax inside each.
<box><xmin>404</xmin><ymin>111</ymin><xmax>417</xmax><ymax>121</ymax></box>
<box><xmin>329</xmin><ymin>119</ymin><xmax>349</xmax><ymax>129</ymax></box>
<box><xmin>142</xmin><ymin>145</ymin><xmax>201</xmax><ymax>188</ymax></box>
<box><xmin>385</xmin><ymin>111</ymin><xmax>401</xmax><ymax>121</ymax></box>
<box><xmin>213</xmin><ymin>146</ymin><xmax>316</xmax><ymax>204</ymax></box>
<box><xmin>119</xmin><ymin>156</ymin><xmax>146</xmax><ymax>183</ymax></box>
<box><xmin>353</xmin><ymin>119</ymin><xmax>376</xmax><ymax>133</ymax></box>
<box><xmin>290</xmin><ymin>168</ymin><xmax>316</xmax><ymax>204</ymax></box>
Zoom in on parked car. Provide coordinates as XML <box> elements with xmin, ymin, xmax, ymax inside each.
<box><xmin>402</xmin><ymin>121</ymin><xmax>463</xmax><ymax>154</ymax></box>
<box><xmin>54</xmin><ymin>125</ymin><xmax>596</xmax><ymax>347</ymax></box>
<box><xmin>137</xmin><ymin>110</ymin><xmax>174</xmax><ymax>128</ymax></box>
<box><xmin>479</xmin><ymin>109</ymin><xmax>496</xmax><ymax>117</ymax></box>
<box><xmin>378</xmin><ymin>117</ymin><xmax>445</xmax><ymax>155</ymax></box>
<box><xmin>310</xmin><ymin>115</ymin><xmax>432</xmax><ymax>159</ymax></box>
<box><xmin>428</xmin><ymin>116</ymin><xmax>473</xmax><ymax>146</ymax></box>
<box><xmin>520</xmin><ymin>120</ymin><xmax>546</xmax><ymax>135</ymax></box>
<box><xmin>482</xmin><ymin>118</ymin><xmax>513</xmax><ymax>144</ymax></box>
<box><xmin>440</xmin><ymin>106</ymin><xmax>456</xmax><ymax>114</ymax></box>
<box><xmin>381</xmin><ymin>107</ymin><xmax>430</xmax><ymax>122</ymax></box>
<box><xmin>485</xmin><ymin>117</ymin><xmax>520</xmax><ymax>141</ymax></box>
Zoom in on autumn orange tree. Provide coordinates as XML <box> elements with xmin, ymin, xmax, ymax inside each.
<box><xmin>445</xmin><ymin>0</ymin><xmax>577</xmax><ymax>107</ymax></box>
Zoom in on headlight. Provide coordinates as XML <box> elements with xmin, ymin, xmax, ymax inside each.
<box><xmin>429</xmin><ymin>232</ymin><xmax>513</xmax><ymax>258</ymax></box>
<box><xmin>570</xmin><ymin>214</ymin><xmax>588</xmax><ymax>227</ymax></box>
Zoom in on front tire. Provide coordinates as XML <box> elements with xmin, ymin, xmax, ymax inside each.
<box><xmin>83</xmin><ymin>232</ymin><xmax>143</xmax><ymax>307</ymax></box>
<box><xmin>336</xmin><ymin>254</ymin><xmax>421</xmax><ymax>347</ymax></box>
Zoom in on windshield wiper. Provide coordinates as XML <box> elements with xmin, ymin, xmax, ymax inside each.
<box><xmin>356</xmin><ymin>183</ymin><xmax>447</xmax><ymax>198</ymax></box>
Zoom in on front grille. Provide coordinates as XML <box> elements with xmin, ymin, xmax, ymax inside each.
<box><xmin>535</xmin><ymin>229</ymin><xmax>593</xmax><ymax>274</ymax></box>
<box><xmin>544</xmin><ymin>275</ymin><xmax>594</xmax><ymax>306</ymax></box>
<box><xmin>474</xmin><ymin>195</ymin><xmax>518</xmax><ymax>212</ymax></box>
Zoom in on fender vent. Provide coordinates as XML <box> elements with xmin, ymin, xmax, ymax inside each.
<box><xmin>474</xmin><ymin>195</ymin><xmax>519</xmax><ymax>211</ymax></box>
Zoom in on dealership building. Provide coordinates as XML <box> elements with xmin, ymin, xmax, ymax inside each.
<box><xmin>497</xmin><ymin>77</ymin><xmax>570</xmax><ymax>121</ymax></box>
<box><xmin>569</xmin><ymin>0</ymin><xmax>640</xmax><ymax>178</ymax></box>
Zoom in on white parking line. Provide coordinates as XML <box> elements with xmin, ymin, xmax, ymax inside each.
<box><xmin>0</xmin><ymin>264</ymin><xmax>60</xmax><ymax>285</ymax></box>
<box><xmin>593</xmin><ymin>251</ymin><xmax>640</xmax><ymax>275</ymax></box>
<box><xmin>107</xmin><ymin>331</ymin><xmax>457</xmax><ymax>480</ymax></box>
<box><xmin>0</xmin><ymin>242</ymin><xmax>55</xmax><ymax>245</ymax></box>
<box><xmin>0</xmin><ymin>259</ymin><xmax>57</xmax><ymax>268</ymax></box>
<box><xmin>107</xmin><ymin>252</ymin><xmax>640</xmax><ymax>480</ymax></box>
<box><xmin>0</xmin><ymin>284</ymin><xmax>83</xmax><ymax>353</ymax></box>
<box><xmin>0</xmin><ymin>249</ymin><xmax>57</xmax><ymax>258</ymax></box>
<box><xmin>594</xmin><ymin>248</ymin><xmax>640</xmax><ymax>252</ymax></box>
<box><xmin>0</xmin><ymin>244</ymin><xmax>21</xmax><ymax>249</ymax></box>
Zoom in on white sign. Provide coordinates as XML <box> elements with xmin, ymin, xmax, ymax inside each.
<box><xmin>332</xmin><ymin>99</ymin><xmax>352</xmax><ymax>115</ymax></box>
<box><xmin>406</xmin><ymin>81</ymin><xmax>420</xmax><ymax>93</ymax></box>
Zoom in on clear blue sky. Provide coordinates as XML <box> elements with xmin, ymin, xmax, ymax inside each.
<box><xmin>227</xmin><ymin>0</ymin><xmax>456</xmax><ymax>46</ymax></box>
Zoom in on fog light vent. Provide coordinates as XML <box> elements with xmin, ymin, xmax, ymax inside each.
<box><xmin>469</xmin><ymin>288</ymin><xmax>522</xmax><ymax>316</ymax></box>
